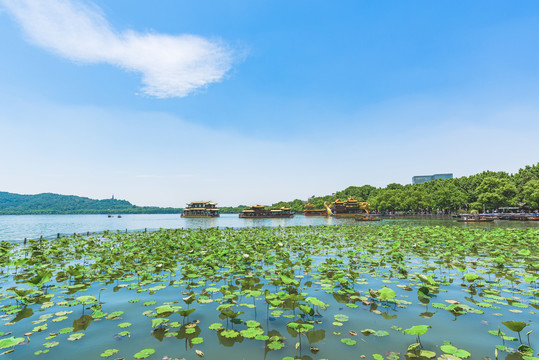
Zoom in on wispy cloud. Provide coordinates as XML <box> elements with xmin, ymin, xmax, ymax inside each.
<box><xmin>1</xmin><ymin>0</ymin><xmax>234</xmax><ymax>98</ymax></box>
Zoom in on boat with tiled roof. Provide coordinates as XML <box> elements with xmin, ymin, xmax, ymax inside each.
<box><xmin>303</xmin><ymin>202</ymin><xmax>329</xmax><ymax>216</ymax></box>
<box><xmin>324</xmin><ymin>197</ymin><xmax>369</xmax><ymax>217</ymax></box>
<box><xmin>239</xmin><ymin>205</ymin><xmax>294</xmax><ymax>218</ymax></box>
<box><xmin>181</xmin><ymin>201</ymin><xmax>220</xmax><ymax>218</ymax></box>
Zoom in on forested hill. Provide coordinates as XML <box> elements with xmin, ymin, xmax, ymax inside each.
<box><xmin>271</xmin><ymin>163</ymin><xmax>539</xmax><ymax>213</ymax></box>
<box><xmin>0</xmin><ymin>192</ymin><xmax>182</xmax><ymax>215</ymax></box>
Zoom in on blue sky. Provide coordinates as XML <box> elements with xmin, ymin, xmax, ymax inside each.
<box><xmin>1</xmin><ymin>0</ymin><xmax>539</xmax><ymax>207</ymax></box>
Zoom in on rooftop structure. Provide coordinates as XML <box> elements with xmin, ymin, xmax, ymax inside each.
<box><xmin>182</xmin><ymin>201</ymin><xmax>220</xmax><ymax>217</ymax></box>
<box><xmin>324</xmin><ymin>197</ymin><xmax>370</xmax><ymax>217</ymax></box>
<box><xmin>239</xmin><ymin>205</ymin><xmax>294</xmax><ymax>218</ymax></box>
<box><xmin>303</xmin><ymin>203</ymin><xmax>328</xmax><ymax>216</ymax></box>
<box><xmin>412</xmin><ymin>173</ymin><xmax>453</xmax><ymax>184</ymax></box>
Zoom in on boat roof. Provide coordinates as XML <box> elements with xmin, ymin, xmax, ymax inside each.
<box><xmin>184</xmin><ymin>208</ymin><xmax>219</xmax><ymax>211</ymax></box>
<box><xmin>186</xmin><ymin>201</ymin><xmax>217</xmax><ymax>205</ymax></box>
<box><xmin>333</xmin><ymin>197</ymin><xmax>359</xmax><ymax>204</ymax></box>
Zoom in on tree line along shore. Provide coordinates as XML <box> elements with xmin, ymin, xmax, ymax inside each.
<box><xmin>1</xmin><ymin>163</ymin><xmax>537</xmax><ymax>215</ymax></box>
<box><xmin>256</xmin><ymin>163</ymin><xmax>539</xmax><ymax>214</ymax></box>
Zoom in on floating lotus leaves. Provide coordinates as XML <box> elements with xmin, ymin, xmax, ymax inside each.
<box><xmin>208</xmin><ymin>323</ymin><xmax>223</xmax><ymax>331</ymax></box>
<box><xmin>334</xmin><ymin>314</ymin><xmax>349</xmax><ymax>322</ymax></box>
<box><xmin>151</xmin><ymin>318</ymin><xmax>168</xmax><ymax>328</ymax></box>
<box><xmin>437</xmin><ymin>355</ymin><xmax>462</xmax><ymax>360</ymax></box>
<box><xmin>267</xmin><ymin>341</ymin><xmax>283</xmax><ymax>350</ymax></box>
<box><xmin>59</xmin><ymin>327</ymin><xmax>73</xmax><ymax>334</ymax></box>
<box><xmin>106</xmin><ymin>310</ymin><xmax>124</xmax><ymax>319</ymax></box>
<box><xmin>100</xmin><ymin>348</ymin><xmax>119</xmax><ymax>357</ymax></box>
<box><xmin>405</xmin><ymin>349</ymin><xmax>436</xmax><ymax>359</ymax></box>
<box><xmin>76</xmin><ymin>295</ymin><xmax>97</xmax><ymax>305</ymax></box>
<box><xmin>67</xmin><ymin>332</ymin><xmax>85</xmax><ymax>341</ymax></box>
<box><xmin>287</xmin><ymin>322</ymin><xmax>315</xmax><ymax>333</ymax></box>
<box><xmin>245</xmin><ymin>320</ymin><xmax>260</xmax><ymax>328</ymax></box>
<box><xmin>378</xmin><ymin>286</ymin><xmax>396</xmax><ymax>301</ymax></box>
<box><xmin>463</xmin><ymin>273</ymin><xmax>480</xmax><ymax>283</ymax></box>
<box><xmin>32</xmin><ymin>324</ymin><xmax>47</xmax><ymax>332</ymax></box>
<box><xmin>191</xmin><ymin>337</ymin><xmax>204</xmax><ymax>344</ymax></box>
<box><xmin>133</xmin><ymin>348</ymin><xmax>155</xmax><ymax>359</ymax></box>
<box><xmin>43</xmin><ymin>340</ymin><xmax>60</xmax><ymax>348</ymax></box>
<box><xmin>240</xmin><ymin>327</ymin><xmax>264</xmax><ymax>338</ymax></box>
<box><xmin>440</xmin><ymin>341</ymin><xmax>471</xmax><ymax>359</ymax></box>
<box><xmin>517</xmin><ymin>344</ymin><xmax>534</xmax><ymax>357</ymax></box>
<box><xmin>155</xmin><ymin>304</ymin><xmax>175</xmax><ymax>316</ymax></box>
<box><xmin>440</xmin><ymin>344</ymin><xmax>458</xmax><ymax>354</ymax></box>
<box><xmin>0</xmin><ymin>224</ymin><xmax>537</xmax><ymax>359</ymax></box>
<box><xmin>0</xmin><ymin>336</ymin><xmax>24</xmax><ymax>349</ymax></box>
<box><xmin>221</xmin><ymin>329</ymin><xmax>240</xmax><ymax>338</ymax></box>
<box><xmin>341</xmin><ymin>338</ymin><xmax>357</xmax><ymax>345</ymax></box>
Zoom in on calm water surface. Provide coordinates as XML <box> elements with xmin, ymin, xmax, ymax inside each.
<box><xmin>1</xmin><ymin>214</ymin><xmax>538</xmax><ymax>243</ymax></box>
<box><xmin>0</xmin><ymin>217</ymin><xmax>537</xmax><ymax>359</ymax></box>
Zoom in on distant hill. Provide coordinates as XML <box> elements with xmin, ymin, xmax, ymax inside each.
<box><xmin>0</xmin><ymin>192</ymin><xmax>183</xmax><ymax>215</ymax></box>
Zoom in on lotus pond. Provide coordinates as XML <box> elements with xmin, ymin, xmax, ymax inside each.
<box><xmin>0</xmin><ymin>225</ymin><xmax>537</xmax><ymax>360</ymax></box>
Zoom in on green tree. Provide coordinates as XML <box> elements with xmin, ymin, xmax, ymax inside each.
<box><xmin>432</xmin><ymin>184</ymin><xmax>466</xmax><ymax>211</ymax></box>
<box><xmin>522</xmin><ymin>180</ymin><xmax>539</xmax><ymax>209</ymax></box>
<box><xmin>476</xmin><ymin>177</ymin><xmax>517</xmax><ymax>210</ymax></box>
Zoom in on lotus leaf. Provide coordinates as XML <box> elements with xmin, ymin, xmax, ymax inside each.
<box><xmin>267</xmin><ymin>341</ymin><xmax>283</xmax><ymax>350</ymax></box>
<box><xmin>100</xmin><ymin>349</ymin><xmax>119</xmax><ymax>358</ymax></box>
<box><xmin>378</xmin><ymin>286</ymin><xmax>396</xmax><ymax>301</ymax></box>
<box><xmin>502</xmin><ymin>321</ymin><xmax>528</xmax><ymax>333</ymax></box>
<box><xmin>67</xmin><ymin>332</ymin><xmax>85</xmax><ymax>341</ymax></box>
<box><xmin>133</xmin><ymin>348</ymin><xmax>155</xmax><ymax>359</ymax></box>
<box><xmin>191</xmin><ymin>337</ymin><xmax>204</xmax><ymax>344</ymax></box>
<box><xmin>341</xmin><ymin>338</ymin><xmax>357</xmax><ymax>345</ymax></box>
<box><xmin>0</xmin><ymin>337</ymin><xmax>24</xmax><ymax>349</ymax></box>
<box><xmin>404</xmin><ymin>325</ymin><xmax>431</xmax><ymax>336</ymax></box>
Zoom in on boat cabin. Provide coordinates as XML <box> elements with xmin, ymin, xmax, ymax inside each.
<box><xmin>303</xmin><ymin>202</ymin><xmax>328</xmax><ymax>216</ymax></box>
<box><xmin>239</xmin><ymin>205</ymin><xmax>294</xmax><ymax>218</ymax></box>
<box><xmin>182</xmin><ymin>201</ymin><xmax>220</xmax><ymax>217</ymax></box>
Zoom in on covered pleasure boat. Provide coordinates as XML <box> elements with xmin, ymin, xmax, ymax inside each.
<box><xmin>181</xmin><ymin>201</ymin><xmax>220</xmax><ymax>218</ymax></box>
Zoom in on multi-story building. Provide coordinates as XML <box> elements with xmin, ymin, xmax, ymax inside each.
<box><xmin>412</xmin><ymin>173</ymin><xmax>453</xmax><ymax>184</ymax></box>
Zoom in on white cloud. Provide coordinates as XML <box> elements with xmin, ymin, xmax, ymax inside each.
<box><xmin>1</xmin><ymin>0</ymin><xmax>234</xmax><ymax>98</ymax></box>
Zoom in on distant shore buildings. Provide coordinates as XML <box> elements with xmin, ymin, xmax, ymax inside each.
<box><xmin>412</xmin><ymin>173</ymin><xmax>453</xmax><ymax>184</ymax></box>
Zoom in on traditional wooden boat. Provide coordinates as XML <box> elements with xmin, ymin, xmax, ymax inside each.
<box><xmin>303</xmin><ymin>203</ymin><xmax>328</xmax><ymax>216</ymax></box>
<box><xmin>355</xmin><ymin>215</ymin><xmax>381</xmax><ymax>222</ymax></box>
<box><xmin>456</xmin><ymin>217</ymin><xmax>494</xmax><ymax>222</ymax></box>
<box><xmin>182</xmin><ymin>201</ymin><xmax>220</xmax><ymax>218</ymax></box>
<box><xmin>239</xmin><ymin>205</ymin><xmax>294</xmax><ymax>218</ymax></box>
<box><xmin>324</xmin><ymin>197</ymin><xmax>369</xmax><ymax>217</ymax></box>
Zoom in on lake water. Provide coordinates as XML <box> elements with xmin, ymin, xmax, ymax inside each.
<box><xmin>1</xmin><ymin>224</ymin><xmax>537</xmax><ymax>360</ymax></box>
<box><xmin>1</xmin><ymin>214</ymin><xmax>538</xmax><ymax>243</ymax></box>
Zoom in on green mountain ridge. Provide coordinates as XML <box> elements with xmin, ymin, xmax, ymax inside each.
<box><xmin>0</xmin><ymin>192</ymin><xmax>182</xmax><ymax>215</ymax></box>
